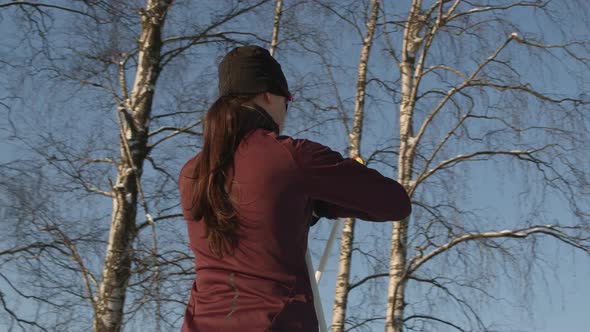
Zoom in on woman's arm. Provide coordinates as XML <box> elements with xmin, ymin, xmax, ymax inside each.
<box><xmin>294</xmin><ymin>139</ymin><xmax>411</xmax><ymax>222</ymax></box>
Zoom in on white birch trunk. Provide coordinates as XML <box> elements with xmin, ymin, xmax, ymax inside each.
<box><xmin>93</xmin><ymin>1</ymin><xmax>172</xmax><ymax>331</ymax></box>
<box><xmin>269</xmin><ymin>0</ymin><xmax>283</xmax><ymax>57</ymax></box>
<box><xmin>385</xmin><ymin>1</ymin><xmax>422</xmax><ymax>331</ymax></box>
<box><xmin>331</xmin><ymin>1</ymin><xmax>379</xmax><ymax>331</ymax></box>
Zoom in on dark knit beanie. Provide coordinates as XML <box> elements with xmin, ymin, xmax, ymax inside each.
<box><xmin>218</xmin><ymin>45</ymin><xmax>292</xmax><ymax>100</ymax></box>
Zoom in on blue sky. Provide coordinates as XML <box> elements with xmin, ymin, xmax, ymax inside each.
<box><xmin>1</xmin><ymin>1</ymin><xmax>589</xmax><ymax>331</ymax></box>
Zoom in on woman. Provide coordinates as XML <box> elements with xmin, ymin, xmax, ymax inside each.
<box><xmin>178</xmin><ymin>45</ymin><xmax>411</xmax><ymax>331</ymax></box>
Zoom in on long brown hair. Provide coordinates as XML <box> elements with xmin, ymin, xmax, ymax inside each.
<box><xmin>191</xmin><ymin>94</ymin><xmax>279</xmax><ymax>258</ymax></box>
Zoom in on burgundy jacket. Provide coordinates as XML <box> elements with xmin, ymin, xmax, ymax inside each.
<box><xmin>178</xmin><ymin>128</ymin><xmax>411</xmax><ymax>332</ymax></box>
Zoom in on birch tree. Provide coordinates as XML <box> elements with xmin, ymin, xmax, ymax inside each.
<box><xmin>295</xmin><ymin>1</ymin><xmax>590</xmax><ymax>331</ymax></box>
<box><xmin>92</xmin><ymin>1</ymin><xmax>176</xmax><ymax>330</ymax></box>
<box><xmin>2</xmin><ymin>1</ymin><xmax>589</xmax><ymax>331</ymax></box>
<box><xmin>0</xmin><ymin>1</ymin><xmax>279</xmax><ymax>331</ymax></box>
<box><xmin>324</xmin><ymin>1</ymin><xmax>381</xmax><ymax>331</ymax></box>
<box><xmin>380</xmin><ymin>1</ymin><xmax>590</xmax><ymax>331</ymax></box>
<box><xmin>269</xmin><ymin>0</ymin><xmax>283</xmax><ymax>57</ymax></box>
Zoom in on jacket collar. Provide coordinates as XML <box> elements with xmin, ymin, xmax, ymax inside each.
<box><xmin>239</xmin><ymin>104</ymin><xmax>279</xmax><ymax>135</ymax></box>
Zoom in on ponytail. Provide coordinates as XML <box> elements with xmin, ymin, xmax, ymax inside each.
<box><xmin>190</xmin><ymin>95</ymin><xmax>279</xmax><ymax>258</ymax></box>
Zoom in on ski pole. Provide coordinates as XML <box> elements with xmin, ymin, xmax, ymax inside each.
<box><xmin>306</xmin><ymin>249</ymin><xmax>328</xmax><ymax>332</ymax></box>
<box><xmin>315</xmin><ymin>219</ymin><xmax>341</xmax><ymax>283</ymax></box>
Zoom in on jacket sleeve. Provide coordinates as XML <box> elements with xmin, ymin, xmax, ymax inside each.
<box><xmin>293</xmin><ymin>139</ymin><xmax>411</xmax><ymax>222</ymax></box>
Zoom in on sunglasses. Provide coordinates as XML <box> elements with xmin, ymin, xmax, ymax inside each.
<box><xmin>285</xmin><ymin>94</ymin><xmax>293</xmax><ymax>111</ymax></box>
<box><xmin>269</xmin><ymin>90</ymin><xmax>293</xmax><ymax>111</ymax></box>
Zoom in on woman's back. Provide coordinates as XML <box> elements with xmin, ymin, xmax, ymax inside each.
<box><xmin>179</xmin><ymin>128</ymin><xmax>411</xmax><ymax>331</ymax></box>
<box><xmin>180</xmin><ymin>128</ymin><xmax>319</xmax><ymax>331</ymax></box>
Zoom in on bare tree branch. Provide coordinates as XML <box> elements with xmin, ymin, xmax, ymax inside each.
<box><xmin>412</xmin><ymin>35</ymin><xmax>516</xmax><ymax>153</ymax></box>
<box><xmin>0</xmin><ymin>1</ymin><xmax>96</xmax><ymax>21</ymax></box>
<box><xmin>415</xmin><ymin>146</ymin><xmax>554</xmax><ymax>188</ymax></box>
<box><xmin>404</xmin><ymin>314</ymin><xmax>467</xmax><ymax>332</ymax></box>
<box><xmin>0</xmin><ymin>290</ymin><xmax>50</xmax><ymax>332</ymax></box>
<box><xmin>348</xmin><ymin>272</ymin><xmax>388</xmax><ymax>291</ymax></box>
<box><xmin>408</xmin><ymin>224</ymin><xmax>590</xmax><ymax>274</ymax></box>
